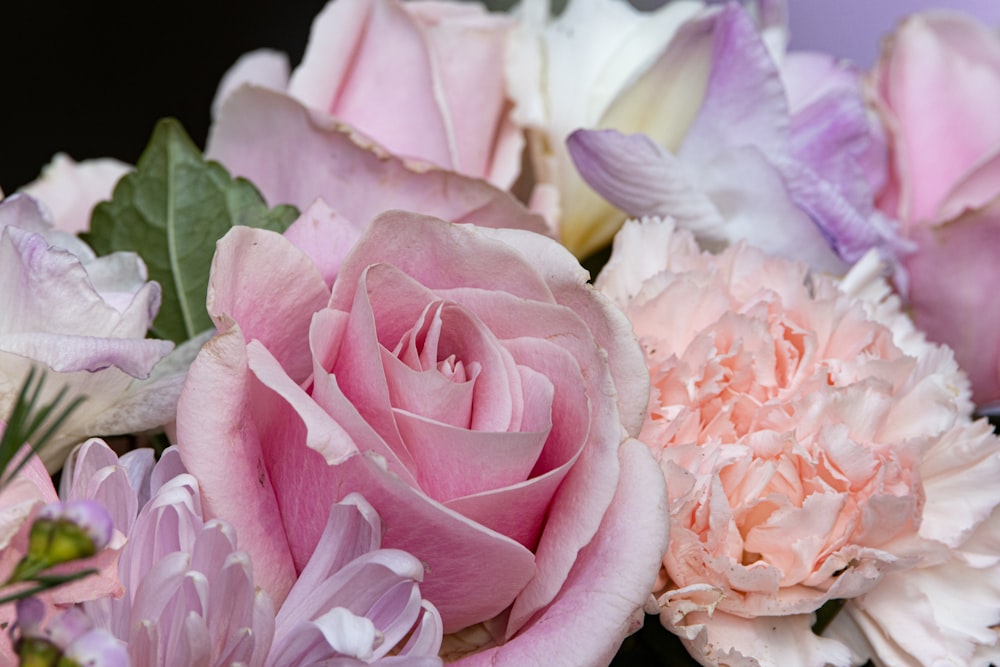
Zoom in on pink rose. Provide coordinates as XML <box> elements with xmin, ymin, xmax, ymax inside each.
<box><xmin>175</xmin><ymin>214</ymin><xmax>668</xmax><ymax>663</ymax></box>
<box><xmin>870</xmin><ymin>11</ymin><xmax>1000</xmax><ymax>407</ymax></box>
<box><xmin>599</xmin><ymin>218</ymin><xmax>1000</xmax><ymax>665</ymax></box>
<box><xmin>213</xmin><ymin>0</ymin><xmax>522</xmax><ymax>188</ymax></box>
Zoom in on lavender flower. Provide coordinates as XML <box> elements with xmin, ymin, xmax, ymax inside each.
<box><xmin>565</xmin><ymin>3</ymin><xmax>906</xmax><ymax>274</ymax></box>
<box><xmin>57</xmin><ymin>439</ymin><xmax>443</xmax><ymax>666</ymax></box>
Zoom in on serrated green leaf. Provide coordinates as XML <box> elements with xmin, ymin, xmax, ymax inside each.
<box><xmin>85</xmin><ymin>118</ymin><xmax>299</xmax><ymax>343</ymax></box>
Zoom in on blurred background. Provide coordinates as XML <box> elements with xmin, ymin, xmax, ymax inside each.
<box><xmin>3</xmin><ymin>0</ymin><xmax>999</xmax><ymax>194</ymax></box>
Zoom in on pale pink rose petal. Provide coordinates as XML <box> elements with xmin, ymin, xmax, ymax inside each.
<box><xmin>207</xmin><ymin>85</ymin><xmax>547</xmax><ymax>235</ymax></box>
<box><xmin>174</xmin><ymin>325</ymin><xmax>298</xmax><ymax>604</ymax></box>
<box><xmin>20</xmin><ymin>153</ymin><xmax>130</xmax><ymax>234</ymax></box>
<box><xmin>285</xmin><ymin>0</ymin><xmax>372</xmax><ymax>111</ymax></box>
<box><xmin>873</xmin><ymin>11</ymin><xmax>1000</xmax><ymax>225</ymax></box>
<box><xmin>328</xmin><ymin>212</ymin><xmax>556</xmax><ymax>311</ymax></box>
<box><xmin>938</xmin><ymin>148</ymin><xmax>1000</xmax><ymax>222</ymax></box>
<box><xmin>324</xmin><ymin>214</ymin><xmax>635</xmax><ymax>633</ymax></box>
<box><xmin>454</xmin><ymin>224</ymin><xmax>652</xmax><ymax>438</ymax></box>
<box><xmin>282</xmin><ymin>198</ymin><xmax>364</xmax><ymax>288</ymax></box>
<box><xmin>782</xmin><ymin>51</ymin><xmax>888</xmax><ymax>199</ymax></box>
<box><xmin>244</xmin><ymin>332</ymin><xmax>537</xmax><ymax>632</ymax></box>
<box><xmin>452</xmin><ymin>439</ymin><xmax>668</xmax><ymax>667</ymax></box>
<box><xmin>211</xmin><ymin>48</ymin><xmax>291</xmax><ymax>118</ymax></box>
<box><xmin>179</xmin><ymin>200</ymin><xmax>650</xmax><ymax>657</ymax></box>
<box><xmin>308</xmin><ymin>307</ymin><xmax>419</xmax><ymax>479</ymax></box>
<box><xmin>318</xmin><ymin>0</ymin><xmax>453</xmax><ymax>168</ymax></box>
<box><xmin>207</xmin><ymin>225</ymin><xmax>330</xmax><ymax>384</ymax></box>
<box><xmin>904</xmin><ymin>200</ymin><xmax>1000</xmax><ymax>405</ymax></box>
<box><xmin>404</xmin><ymin>2</ymin><xmax>516</xmax><ymax>182</ymax></box>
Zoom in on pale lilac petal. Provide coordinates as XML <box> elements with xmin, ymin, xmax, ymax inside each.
<box><xmin>0</xmin><ymin>225</ymin><xmax>140</xmax><ymax>338</ymax></box>
<box><xmin>677</xmin><ymin>3</ymin><xmax>789</xmax><ymax>167</ymax></box>
<box><xmin>60</xmin><ymin>439</ymin><xmax>140</xmax><ymax>535</ymax></box>
<box><xmin>279</xmin><ymin>495</ymin><xmax>382</xmax><ymax>616</ymax></box>
<box><xmin>273</xmin><ymin>547</ymin><xmax>429</xmax><ymax>662</ymax></box>
<box><xmin>20</xmin><ymin>153</ymin><xmax>130</xmax><ymax>234</ymax></box>
<box><xmin>567</xmin><ymin>129</ymin><xmax>727</xmax><ymax>240</ymax></box>
<box><xmin>62</xmin><ymin>629</ymin><xmax>129</xmax><ymax>667</ymax></box>
<box><xmin>0</xmin><ymin>197</ymin><xmax>172</xmax><ymax>469</ymax></box>
<box><xmin>207</xmin><ymin>86</ymin><xmax>548</xmax><ymax>235</ymax></box>
<box><xmin>83</xmin><ymin>328</ymin><xmax>213</xmax><ymax>443</ymax></box>
<box><xmin>397</xmin><ymin>601</ymin><xmax>443</xmax><ymax>658</ymax></box>
<box><xmin>149</xmin><ymin>447</ymin><xmax>186</xmax><ymax>497</ymax></box>
<box><xmin>274</xmin><ymin>608</ymin><xmax>381</xmax><ymax>664</ymax></box>
<box><xmin>696</xmin><ymin>146</ymin><xmax>848</xmax><ymax>272</ymax></box>
<box><xmin>783</xmin><ymin>52</ymin><xmax>886</xmax><ymax>201</ymax></box>
<box><xmin>774</xmin><ymin>154</ymin><xmax>899</xmax><ymax>264</ymax></box>
<box><xmin>0</xmin><ymin>332</ymin><xmax>170</xmax><ymax>377</ymax></box>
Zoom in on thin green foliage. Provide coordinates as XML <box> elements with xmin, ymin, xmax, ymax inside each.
<box><xmin>0</xmin><ymin>367</ymin><xmax>85</xmax><ymax>489</ymax></box>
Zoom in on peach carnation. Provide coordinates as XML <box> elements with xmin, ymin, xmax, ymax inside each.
<box><xmin>598</xmin><ymin>218</ymin><xmax>1000</xmax><ymax>666</ymax></box>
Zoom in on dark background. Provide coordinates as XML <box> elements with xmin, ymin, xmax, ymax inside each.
<box><xmin>0</xmin><ymin>1</ymin><xmax>328</xmax><ymax>194</ymax></box>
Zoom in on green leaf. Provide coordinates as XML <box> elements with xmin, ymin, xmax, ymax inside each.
<box><xmin>85</xmin><ymin>118</ymin><xmax>299</xmax><ymax>343</ymax></box>
<box><xmin>0</xmin><ymin>368</ymin><xmax>85</xmax><ymax>491</ymax></box>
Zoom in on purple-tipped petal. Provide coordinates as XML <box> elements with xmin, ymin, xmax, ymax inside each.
<box><xmin>567</xmin><ymin>128</ymin><xmax>726</xmax><ymax>234</ymax></box>
<box><xmin>62</xmin><ymin>628</ymin><xmax>129</xmax><ymax>667</ymax></box>
<box><xmin>44</xmin><ymin>607</ymin><xmax>94</xmax><ymax>649</ymax></box>
<box><xmin>61</xmin><ymin>500</ymin><xmax>114</xmax><ymax>551</ymax></box>
<box><xmin>14</xmin><ymin>597</ymin><xmax>46</xmax><ymax>634</ymax></box>
<box><xmin>678</xmin><ymin>3</ymin><xmax>789</xmax><ymax>166</ymax></box>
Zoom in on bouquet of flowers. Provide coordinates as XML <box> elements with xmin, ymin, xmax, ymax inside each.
<box><xmin>2</xmin><ymin>0</ymin><xmax>1000</xmax><ymax>665</ymax></box>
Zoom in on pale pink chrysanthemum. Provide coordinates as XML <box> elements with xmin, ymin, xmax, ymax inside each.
<box><xmin>59</xmin><ymin>439</ymin><xmax>443</xmax><ymax>666</ymax></box>
<box><xmin>598</xmin><ymin>218</ymin><xmax>1000</xmax><ymax>666</ymax></box>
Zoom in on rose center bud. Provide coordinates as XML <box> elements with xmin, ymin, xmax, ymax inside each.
<box><xmin>386</xmin><ymin>300</ymin><xmax>485</xmax><ymax>431</ymax></box>
<box><xmin>373</xmin><ymin>295</ymin><xmax>552</xmax><ymax>508</ymax></box>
